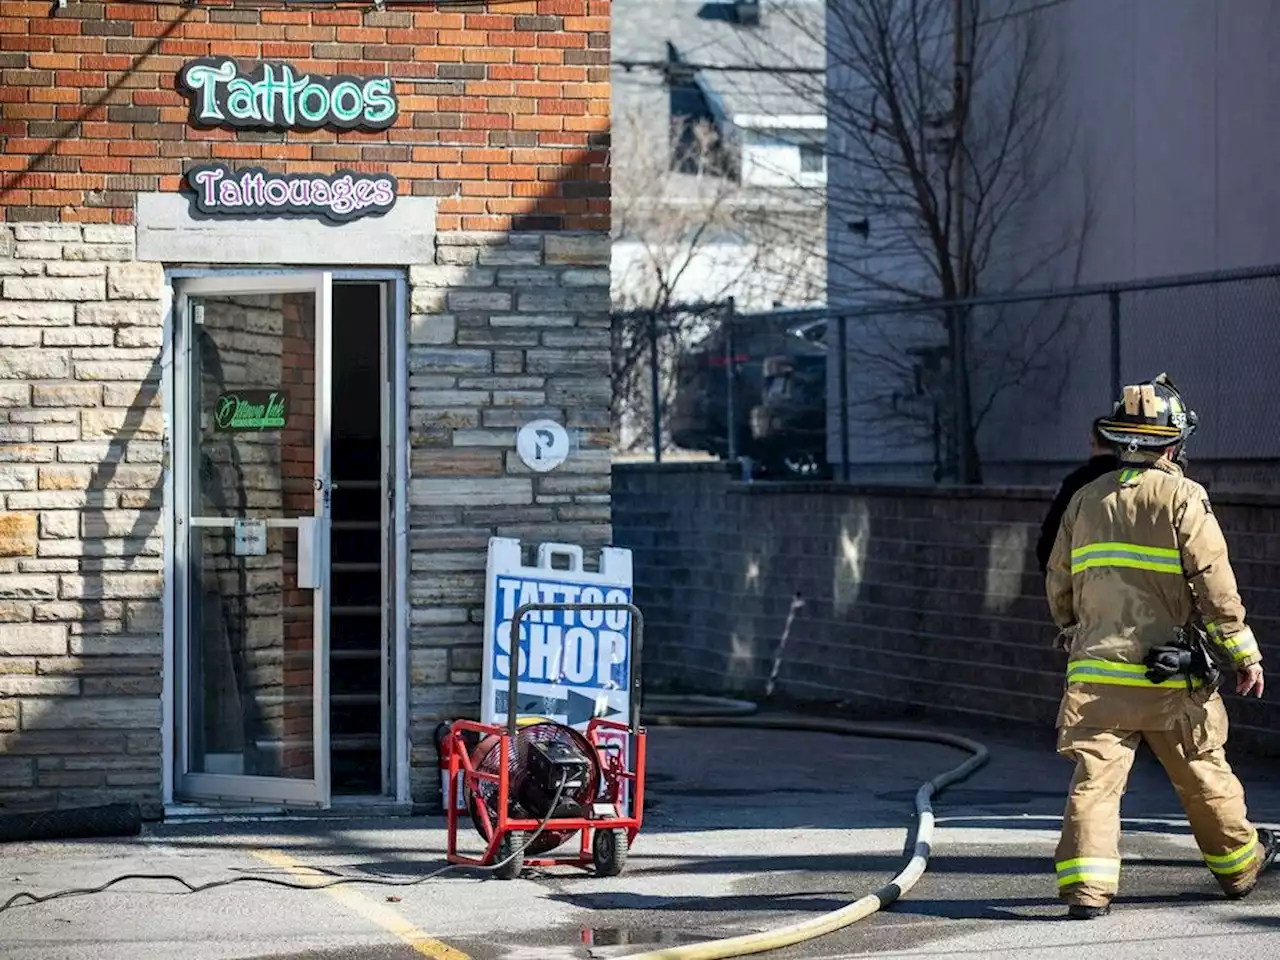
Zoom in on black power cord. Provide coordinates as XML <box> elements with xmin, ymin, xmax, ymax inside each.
<box><xmin>0</xmin><ymin>774</ymin><xmax>569</xmax><ymax>916</ymax></box>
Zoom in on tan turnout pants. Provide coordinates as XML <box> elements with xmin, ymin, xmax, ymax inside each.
<box><xmin>1054</xmin><ymin>695</ymin><xmax>1262</xmax><ymax>906</ymax></box>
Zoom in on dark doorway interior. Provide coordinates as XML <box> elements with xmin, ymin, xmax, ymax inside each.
<box><xmin>330</xmin><ymin>282</ymin><xmax>386</xmax><ymax>795</ymax></box>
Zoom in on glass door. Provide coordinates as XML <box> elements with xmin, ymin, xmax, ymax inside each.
<box><xmin>174</xmin><ymin>274</ymin><xmax>332</xmax><ymax>806</ymax></box>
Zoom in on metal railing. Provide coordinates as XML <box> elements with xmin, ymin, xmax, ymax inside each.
<box><xmin>612</xmin><ymin>263</ymin><xmax>1280</xmax><ymax>488</ymax></box>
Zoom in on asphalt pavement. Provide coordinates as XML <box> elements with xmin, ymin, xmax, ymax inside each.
<box><xmin>2</xmin><ymin>719</ymin><xmax>1279</xmax><ymax>960</ymax></box>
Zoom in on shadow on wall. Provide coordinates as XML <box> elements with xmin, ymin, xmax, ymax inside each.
<box><xmin>612</xmin><ymin>463</ymin><xmax>1280</xmax><ymax>755</ymax></box>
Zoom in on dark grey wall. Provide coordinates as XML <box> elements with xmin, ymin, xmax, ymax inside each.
<box><xmin>613</xmin><ymin>462</ymin><xmax>1280</xmax><ymax>754</ymax></box>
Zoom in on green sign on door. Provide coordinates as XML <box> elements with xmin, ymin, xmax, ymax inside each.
<box><xmin>214</xmin><ymin>391</ymin><xmax>289</xmax><ymax>431</ymax></box>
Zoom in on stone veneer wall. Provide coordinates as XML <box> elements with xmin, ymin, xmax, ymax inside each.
<box><xmin>0</xmin><ymin>222</ymin><xmax>166</xmax><ymax>814</ymax></box>
<box><xmin>404</xmin><ymin>229</ymin><xmax>612</xmax><ymax>805</ymax></box>
<box><xmin>0</xmin><ymin>222</ymin><xmax>614</xmax><ymax>814</ymax></box>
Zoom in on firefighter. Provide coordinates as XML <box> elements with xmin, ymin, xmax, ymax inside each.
<box><xmin>1045</xmin><ymin>373</ymin><xmax>1275</xmax><ymax>919</ymax></box>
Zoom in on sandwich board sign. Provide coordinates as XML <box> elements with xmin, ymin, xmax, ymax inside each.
<box><xmin>471</xmin><ymin>537</ymin><xmax>635</xmax><ymax>809</ymax></box>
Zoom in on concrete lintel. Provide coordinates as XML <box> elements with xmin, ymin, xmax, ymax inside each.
<box><xmin>134</xmin><ymin>193</ymin><xmax>437</xmax><ymax>266</ymax></box>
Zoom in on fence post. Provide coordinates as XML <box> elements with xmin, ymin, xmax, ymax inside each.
<box><xmin>837</xmin><ymin>313</ymin><xmax>849</xmax><ymax>482</ymax></box>
<box><xmin>724</xmin><ymin>298</ymin><xmax>737</xmax><ymax>462</ymax></box>
<box><xmin>1108</xmin><ymin>290</ymin><xmax>1121</xmax><ymax>400</ymax></box>
<box><xmin>648</xmin><ymin>308</ymin><xmax>661</xmax><ymax>463</ymax></box>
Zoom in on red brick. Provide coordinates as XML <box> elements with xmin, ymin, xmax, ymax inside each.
<box><xmin>184</xmin><ymin>24</ymin><xmax>239</xmax><ymax>41</ymax></box>
<box><xmin>104</xmin><ymin>3</ymin><xmax>156</xmax><ymax>20</ymax></box>
<box><xmin>537</xmin><ymin>0</ymin><xmax>588</xmax><ymax>13</ymax></box>
<box><xmin>314</xmin><ymin>11</ymin><xmax>364</xmax><ymax>26</ymax></box>
<box><xmin>490</xmin><ymin>32</ymin><xmax>539</xmax><ymax>48</ymax></box>
<box><xmin>411</xmin><ymin>146</ymin><xmax>461</xmax><ymax>163</ymax></box>
<box><xmin>489</xmin><ymin>164</ymin><xmax>538</xmax><ymax>180</ymax></box>
<box><xmin>108</xmin><ymin>140</ymin><xmax>158</xmax><ymax>157</ymax></box>
<box><xmin>538</xmin><ymin>32</ymin><xmax>587</xmax><ymax>49</ymax></box>
<box><xmin>30</xmin><ymin>19</ymin><xmax>81</xmax><ymax>36</ymax></box>
<box><xmin>464</xmin><ymin>47</ymin><xmax>514</xmax><ymax>63</ymax></box>
<box><xmin>78</xmin><ymin>156</ymin><xmax>132</xmax><ymax>174</ymax></box>
<box><xmin>539</xmin><ymin>66</ymin><xmax>586</xmax><ymax>82</ymax></box>
<box><xmin>491</xmin><ymin>64</ymin><xmax>537</xmax><ymax>81</ymax></box>
<box><xmin>413</xmin><ymin>12</ymin><xmax>466</xmax><ymax>30</ymax></box>
<box><xmin>336</xmin><ymin>27</ymin><xmax>386</xmax><ymax>43</ymax></box>
<box><xmin>82</xmin><ymin>54</ymin><xmax>133</xmax><ymax>70</ymax></box>
<box><xmin>466</xmin><ymin>15</ymin><xmax>515</xmax><ymax>30</ymax></box>
<box><xmin>6</xmin><ymin>103</ymin><xmax>54</xmax><ymax>120</ymax></box>
<box><xmin>286</xmin><ymin>27</ymin><xmax>335</xmax><ymax>43</ymax></box>
<box><xmin>262</xmin><ymin>11</ymin><xmax>311</xmax><ymax>25</ymax></box>
<box><xmin>438</xmin><ymin>163</ymin><xmax>487</xmax><ymax>180</ymax></box>
<box><xmin>564</xmin><ymin>17</ymin><xmax>610</xmax><ymax>31</ymax></box>
<box><xmin>462</xmin><ymin>181</ymin><xmax>510</xmax><ymax>197</ymax></box>
<box><xmin>29</xmin><ymin>52</ymin><xmax>78</xmax><ymax>69</ymax></box>
<box><xmin>515</xmin><ymin>49</ymin><xmax>563</xmax><ymax>64</ymax></box>
<box><xmin>262</xmin><ymin>42</ymin><xmax>311</xmax><ymax>58</ymax></box>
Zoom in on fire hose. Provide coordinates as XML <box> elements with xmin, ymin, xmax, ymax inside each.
<box><xmin>620</xmin><ymin>696</ymin><xmax>991</xmax><ymax>960</ymax></box>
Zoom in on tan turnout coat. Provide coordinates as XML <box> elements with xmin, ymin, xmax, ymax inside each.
<box><xmin>1045</xmin><ymin>456</ymin><xmax>1261</xmax><ymax>732</ymax></box>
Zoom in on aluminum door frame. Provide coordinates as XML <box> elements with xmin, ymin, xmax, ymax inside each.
<box><xmin>171</xmin><ymin>272</ymin><xmax>333</xmax><ymax>808</ymax></box>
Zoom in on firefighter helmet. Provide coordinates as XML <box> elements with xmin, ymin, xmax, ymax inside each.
<box><xmin>1096</xmin><ymin>372</ymin><xmax>1198</xmax><ymax>451</ymax></box>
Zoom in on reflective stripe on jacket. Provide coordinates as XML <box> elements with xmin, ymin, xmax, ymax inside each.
<box><xmin>1045</xmin><ymin>456</ymin><xmax>1259</xmax><ymax>729</ymax></box>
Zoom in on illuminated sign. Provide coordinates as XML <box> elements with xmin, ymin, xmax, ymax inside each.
<box><xmin>185</xmin><ymin>164</ymin><xmax>397</xmax><ymax>224</ymax></box>
<box><xmin>214</xmin><ymin>391</ymin><xmax>289</xmax><ymax>432</ymax></box>
<box><xmin>179</xmin><ymin>58</ymin><xmax>398</xmax><ymax>131</ymax></box>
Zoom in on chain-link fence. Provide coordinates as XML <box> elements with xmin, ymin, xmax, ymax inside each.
<box><xmin>613</xmin><ymin>263</ymin><xmax>1280</xmax><ymax>490</ymax></box>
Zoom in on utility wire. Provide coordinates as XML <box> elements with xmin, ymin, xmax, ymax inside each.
<box><xmin>0</xmin><ymin>775</ymin><xmax>570</xmax><ymax>916</ymax></box>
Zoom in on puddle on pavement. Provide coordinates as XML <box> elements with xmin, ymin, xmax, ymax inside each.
<box><xmin>579</xmin><ymin>927</ymin><xmax>703</xmax><ymax>947</ymax></box>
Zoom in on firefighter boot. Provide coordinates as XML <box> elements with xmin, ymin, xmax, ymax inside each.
<box><xmin>1226</xmin><ymin>827</ymin><xmax>1278</xmax><ymax>900</ymax></box>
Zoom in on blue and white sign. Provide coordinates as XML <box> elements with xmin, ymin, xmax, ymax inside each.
<box><xmin>481</xmin><ymin>538</ymin><xmax>634</xmax><ymax>732</ymax></box>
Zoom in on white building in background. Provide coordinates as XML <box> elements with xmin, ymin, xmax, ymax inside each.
<box><xmin>611</xmin><ymin>0</ymin><xmax>829</xmax><ymax>314</ymax></box>
<box><xmin>825</xmin><ymin>0</ymin><xmax>1280</xmax><ymax>486</ymax></box>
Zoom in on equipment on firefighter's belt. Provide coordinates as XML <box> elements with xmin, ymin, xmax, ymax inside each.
<box><xmin>1096</xmin><ymin>372</ymin><xmax>1199</xmax><ymax>455</ymax></box>
<box><xmin>1142</xmin><ymin>622</ymin><xmax>1222</xmax><ymax>692</ymax></box>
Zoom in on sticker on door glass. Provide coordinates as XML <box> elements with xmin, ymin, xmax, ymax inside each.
<box><xmin>214</xmin><ymin>390</ymin><xmax>289</xmax><ymax>431</ymax></box>
<box><xmin>233</xmin><ymin>519</ymin><xmax>268</xmax><ymax>557</ymax></box>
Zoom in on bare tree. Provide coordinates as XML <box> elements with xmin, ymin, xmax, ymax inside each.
<box><xmin>714</xmin><ymin>0</ymin><xmax>1096</xmax><ymax>481</ymax></box>
<box><xmin>611</xmin><ymin>109</ymin><xmax>777</xmax><ymax>454</ymax></box>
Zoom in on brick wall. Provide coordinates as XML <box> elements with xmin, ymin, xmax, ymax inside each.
<box><xmin>0</xmin><ymin>2</ymin><xmax>612</xmax><ymax>814</ymax></box>
<box><xmin>613</xmin><ymin>463</ymin><xmax>1280</xmax><ymax>756</ymax></box>
<box><xmin>0</xmin><ymin>1</ymin><xmax>609</xmax><ymax>231</ymax></box>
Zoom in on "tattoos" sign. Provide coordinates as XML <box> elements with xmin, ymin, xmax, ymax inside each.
<box><xmin>185</xmin><ymin>164</ymin><xmax>398</xmax><ymax>224</ymax></box>
<box><xmin>179</xmin><ymin>58</ymin><xmax>399</xmax><ymax>131</ymax></box>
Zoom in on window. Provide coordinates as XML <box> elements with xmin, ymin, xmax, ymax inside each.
<box><xmin>798</xmin><ymin>142</ymin><xmax>825</xmax><ymax>173</ymax></box>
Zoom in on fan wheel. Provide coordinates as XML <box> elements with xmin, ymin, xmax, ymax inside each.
<box><xmin>592</xmin><ymin>827</ymin><xmax>629</xmax><ymax>877</ymax></box>
<box><xmin>494</xmin><ymin>831</ymin><xmax>526</xmax><ymax>880</ymax></box>
<box><xmin>466</xmin><ymin>720</ymin><xmax>601</xmax><ymax>857</ymax></box>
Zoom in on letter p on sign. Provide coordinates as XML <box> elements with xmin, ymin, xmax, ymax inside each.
<box><xmin>516</xmin><ymin>419</ymin><xmax>570</xmax><ymax>472</ymax></box>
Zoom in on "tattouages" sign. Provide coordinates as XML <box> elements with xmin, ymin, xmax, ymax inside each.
<box><xmin>179</xmin><ymin>58</ymin><xmax>398</xmax><ymax>131</ymax></box>
<box><xmin>186</xmin><ymin>164</ymin><xmax>398</xmax><ymax>224</ymax></box>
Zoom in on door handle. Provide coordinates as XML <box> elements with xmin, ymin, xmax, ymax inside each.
<box><xmin>297</xmin><ymin>517</ymin><xmax>323</xmax><ymax>589</ymax></box>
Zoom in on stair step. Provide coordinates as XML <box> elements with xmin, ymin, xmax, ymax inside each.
<box><xmin>331</xmin><ymin>649</ymin><xmax>381</xmax><ymax>661</ymax></box>
<box><xmin>332</xmin><ymin>736</ymin><xmax>382</xmax><ymax>750</ymax></box>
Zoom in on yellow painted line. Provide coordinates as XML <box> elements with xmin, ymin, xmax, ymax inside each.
<box><xmin>251</xmin><ymin>848</ymin><xmax>472</xmax><ymax>960</ymax></box>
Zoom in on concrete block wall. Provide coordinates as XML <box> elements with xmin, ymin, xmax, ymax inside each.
<box><xmin>0</xmin><ymin>223</ymin><xmax>166</xmax><ymax>813</ymax></box>
<box><xmin>612</xmin><ymin>463</ymin><xmax>1280</xmax><ymax>756</ymax></box>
